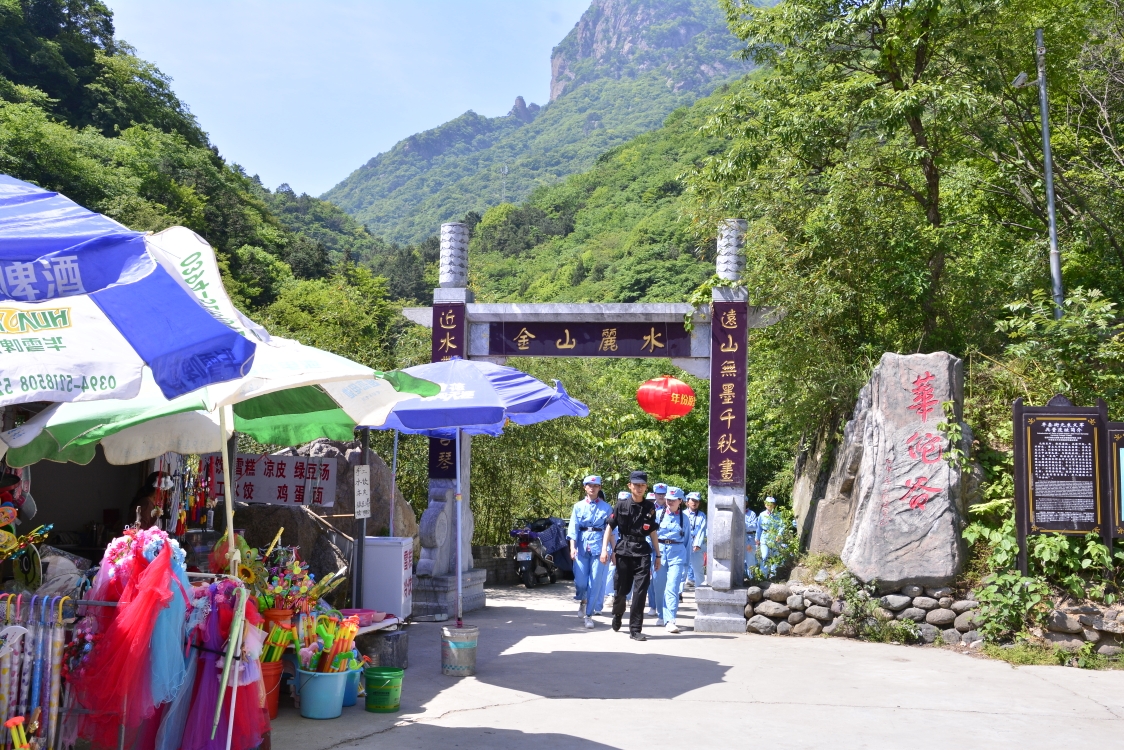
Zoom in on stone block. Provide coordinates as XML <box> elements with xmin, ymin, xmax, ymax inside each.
<box><xmin>951</xmin><ymin>600</ymin><xmax>978</xmax><ymax>614</ymax></box>
<box><xmin>696</xmin><ymin>586</ymin><xmax>750</xmax><ymax>633</ymax></box>
<box><xmin>805</xmin><ymin>605</ymin><xmax>833</xmax><ymax>622</ymax></box>
<box><xmin>873</xmin><ymin>607</ymin><xmax>895</xmax><ymax>621</ymax></box>
<box><xmin>1096</xmin><ymin>644</ymin><xmax>1123</xmax><ymax>657</ymax></box>
<box><xmin>777</xmin><ymin>621</ymin><xmax>793</xmax><ymax>636</ymax></box>
<box><xmin>954</xmin><ymin>611</ymin><xmax>981</xmax><ymax>632</ymax></box>
<box><xmin>912</xmin><ymin>596</ymin><xmax>938</xmax><ymax>610</ymax></box>
<box><xmin>793</xmin><ymin>618</ymin><xmax>823</xmax><ymax>636</ymax></box>
<box><xmin>746</xmin><ymin>614</ymin><xmax>777</xmax><ymax>635</ymax></box>
<box><xmin>925</xmin><ymin>608</ymin><xmax>957</xmax><ymax>627</ymax></box>
<box><xmin>763</xmin><ymin>583</ymin><xmax>791</xmax><ymax>602</ymax></box>
<box><xmin>787</xmin><ymin>594</ymin><xmax>806</xmax><ymax>611</ymax></box>
<box><xmin>744</xmin><ymin>604</ymin><xmax>755</xmax><ymax>618</ymax></box>
<box><xmin>1046</xmin><ymin>610</ymin><xmax>1083</xmax><ymax>634</ymax></box>
<box><xmin>823</xmin><ymin>617</ymin><xmax>856</xmax><ymax>637</ymax></box>
<box><xmin>412</xmin><ymin>568</ymin><xmax>486</xmax><ymax>618</ymax></box>
<box><xmin>788</xmin><ymin>611</ymin><xmax>806</xmax><ymax>625</ymax></box>
<box><xmin>941</xmin><ymin>628</ymin><xmax>961</xmax><ymax>645</ymax></box>
<box><xmin>1044</xmin><ymin>631</ymin><xmax>1085</xmax><ymax>652</ymax></box>
<box><xmin>803</xmin><ymin>588</ymin><xmax>832</xmax><ymax>607</ymax></box>
<box><xmin>960</xmin><ymin>629</ymin><xmax>982</xmax><ymax>645</ymax></box>
<box><xmin>746</xmin><ymin>586</ymin><xmax>763</xmax><ymax>603</ymax></box>
<box><xmin>754</xmin><ymin>600</ymin><xmax>791</xmax><ymax>618</ymax></box>
<box><xmin>902</xmin><ymin>585</ymin><xmax>924</xmax><ymax>597</ymax></box>
<box><xmin>917</xmin><ymin>623</ymin><xmax>939</xmax><ymax>643</ymax></box>
<box><xmin>938</xmin><ymin>597</ymin><xmax>953</xmax><ymax>609</ymax></box>
<box><xmin>1083</xmin><ymin>628</ymin><xmax>1101</xmax><ymax>643</ymax></box>
<box><xmin>897</xmin><ymin>607</ymin><xmax>926</xmax><ymax>622</ymax></box>
<box><xmin>880</xmin><ymin>594</ymin><xmax>911</xmax><ymax>611</ymax></box>
<box><xmin>926</xmin><ymin>587</ymin><xmax>953</xmax><ymax>598</ymax></box>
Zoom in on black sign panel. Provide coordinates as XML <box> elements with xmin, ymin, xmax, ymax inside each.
<box><xmin>488</xmin><ymin>321</ymin><xmax>690</xmax><ymax>358</ymax></box>
<box><xmin>428</xmin><ymin>437</ymin><xmax>456</xmax><ymax>480</ymax></box>
<box><xmin>1013</xmin><ymin>397</ymin><xmax>1113</xmax><ymax>573</ymax></box>
<box><xmin>431</xmin><ymin>303</ymin><xmax>466</xmax><ymax>363</ymax></box>
<box><xmin>708</xmin><ymin>301</ymin><xmax>748</xmax><ymax>486</ymax></box>
<box><xmin>1025</xmin><ymin>415</ymin><xmax>1101</xmax><ymax>532</ymax></box>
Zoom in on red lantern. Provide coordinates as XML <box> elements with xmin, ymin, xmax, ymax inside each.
<box><xmin>636</xmin><ymin>376</ymin><xmax>696</xmax><ymax>421</ymax></box>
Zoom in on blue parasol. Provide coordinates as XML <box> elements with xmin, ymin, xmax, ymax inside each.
<box><xmin>366</xmin><ymin>358</ymin><xmax>588</xmax><ymax>625</ymax></box>
<box><xmin>0</xmin><ymin>175</ymin><xmax>255</xmax><ymax>404</ymax></box>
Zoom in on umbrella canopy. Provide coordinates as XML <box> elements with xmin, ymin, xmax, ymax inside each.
<box><xmin>0</xmin><ymin>176</ymin><xmax>256</xmax><ymax>403</ymax></box>
<box><xmin>0</xmin><ymin>337</ymin><xmax>440</xmax><ymax>466</ymax></box>
<box><xmin>364</xmin><ymin>357</ymin><xmax>588</xmax><ymax>436</ymax></box>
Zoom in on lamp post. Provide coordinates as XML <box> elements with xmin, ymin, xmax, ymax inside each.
<box><xmin>1015</xmin><ymin>28</ymin><xmax>1064</xmax><ymax>319</ymax></box>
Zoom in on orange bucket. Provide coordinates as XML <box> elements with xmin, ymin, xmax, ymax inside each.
<box><xmin>262</xmin><ymin>660</ymin><xmax>285</xmax><ymax>719</ymax></box>
<box><xmin>263</xmin><ymin>608</ymin><xmax>294</xmax><ymax>630</ymax></box>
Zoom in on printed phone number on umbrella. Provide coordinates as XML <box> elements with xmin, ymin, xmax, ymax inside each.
<box><xmin>0</xmin><ymin>373</ymin><xmax>119</xmax><ymax>394</ymax></box>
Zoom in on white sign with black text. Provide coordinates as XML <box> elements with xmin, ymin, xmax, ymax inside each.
<box><xmin>354</xmin><ymin>465</ymin><xmax>371</xmax><ymax>520</ymax></box>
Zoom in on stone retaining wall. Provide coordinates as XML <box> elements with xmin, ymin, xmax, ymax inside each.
<box><xmin>1036</xmin><ymin>605</ymin><xmax>1124</xmax><ymax>656</ymax></box>
<box><xmin>744</xmin><ymin>580</ymin><xmax>986</xmax><ymax>646</ymax></box>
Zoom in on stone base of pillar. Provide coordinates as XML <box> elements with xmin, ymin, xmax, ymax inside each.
<box><xmin>694</xmin><ymin>585</ymin><xmax>748</xmax><ymax>633</ymax></box>
<box><xmin>412</xmin><ymin>568</ymin><xmax>487</xmax><ymax>618</ymax></box>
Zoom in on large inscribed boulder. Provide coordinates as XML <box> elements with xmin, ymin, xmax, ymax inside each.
<box><xmin>840</xmin><ymin>353</ymin><xmax>966</xmax><ymax>589</ymax></box>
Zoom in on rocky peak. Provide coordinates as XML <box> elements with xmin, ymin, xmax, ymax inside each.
<box><xmin>550</xmin><ymin>0</ymin><xmax>741</xmax><ymax>101</ymax></box>
<box><xmin>508</xmin><ymin>95</ymin><xmax>541</xmax><ymax>124</ymax></box>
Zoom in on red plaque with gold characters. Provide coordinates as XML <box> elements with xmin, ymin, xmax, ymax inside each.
<box><xmin>708</xmin><ymin>301</ymin><xmax>748</xmax><ymax>486</ymax></box>
<box><xmin>431</xmin><ymin>303</ymin><xmax>466</xmax><ymax>363</ymax></box>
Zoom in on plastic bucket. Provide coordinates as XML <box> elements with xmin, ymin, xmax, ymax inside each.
<box><xmin>261</xmin><ymin>660</ymin><xmax>285</xmax><ymax>719</ymax></box>
<box><xmin>343</xmin><ymin>668</ymin><xmax>362</xmax><ymax>707</ymax></box>
<box><xmin>296</xmin><ymin>669</ymin><xmax>347</xmax><ymax>720</ymax></box>
<box><xmin>440</xmin><ymin>625</ymin><xmax>478</xmax><ymax>677</ymax></box>
<box><xmin>364</xmin><ymin>667</ymin><xmax>403</xmax><ymax>713</ymax></box>
<box><xmin>263</xmin><ymin>608</ymin><xmax>294</xmax><ymax>630</ymax></box>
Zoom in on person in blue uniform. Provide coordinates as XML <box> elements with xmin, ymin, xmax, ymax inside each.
<box><xmin>755</xmin><ymin>496</ymin><xmax>783</xmax><ymax>579</ymax></box>
<box><xmin>646</xmin><ymin>482</ymin><xmax>669</xmax><ymax>615</ymax></box>
<box><xmin>683</xmin><ymin>491</ymin><xmax>707</xmax><ymax>590</ymax></box>
<box><xmin>600</xmin><ymin>471</ymin><xmax>660</xmax><ymax>641</ymax></box>
<box><xmin>651</xmin><ymin>487</ymin><xmax>689</xmax><ymax>632</ymax></box>
<box><xmin>744</xmin><ymin>504</ymin><xmax>759</xmax><ymax>581</ymax></box>
<box><xmin>568</xmin><ymin>475</ymin><xmax>613</xmax><ymax>628</ymax></box>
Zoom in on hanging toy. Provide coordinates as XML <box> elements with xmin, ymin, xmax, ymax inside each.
<box><xmin>4</xmin><ymin>715</ymin><xmax>28</xmax><ymax>750</ymax></box>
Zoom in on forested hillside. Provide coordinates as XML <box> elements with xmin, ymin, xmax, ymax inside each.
<box><xmin>324</xmin><ymin>0</ymin><xmax>750</xmax><ymax>244</ymax></box>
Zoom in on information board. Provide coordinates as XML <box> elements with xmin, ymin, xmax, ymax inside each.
<box><xmin>1108</xmin><ymin>424</ymin><xmax>1124</xmax><ymax>539</ymax></box>
<box><xmin>1013</xmin><ymin>396</ymin><xmax>1113</xmax><ymax>573</ymax></box>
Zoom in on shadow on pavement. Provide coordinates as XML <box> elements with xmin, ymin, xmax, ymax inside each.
<box><xmin>342</xmin><ymin>724</ymin><xmax>620</xmax><ymax>750</ymax></box>
<box><xmin>477</xmin><ymin>650</ymin><xmax>731</xmax><ymax>699</ymax></box>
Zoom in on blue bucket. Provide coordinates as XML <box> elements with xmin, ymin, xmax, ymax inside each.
<box><xmin>343</xmin><ymin>668</ymin><xmax>362</xmax><ymax>707</ymax></box>
<box><xmin>296</xmin><ymin>669</ymin><xmax>347</xmax><ymax>719</ymax></box>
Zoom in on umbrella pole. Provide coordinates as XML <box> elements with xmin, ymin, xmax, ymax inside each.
<box><xmin>389</xmin><ymin>430</ymin><xmax>398</xmax><ymax>538</ymax></box>
<box><xmin>354</xmin><ymin>428</ymin><xmax>369</xmax><ymax>609</ymax></box>
<box><xmin>455</xmin><ymin>428</ymin><xmax>462</xmax><ymax>628</ymax></box>
<box><xmin>217</xmin><ymin>406</ymin><xmax>240</xmax><ymax>574</ymax></box>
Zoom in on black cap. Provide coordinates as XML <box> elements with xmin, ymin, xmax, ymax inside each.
<box><xmin>629</xmin><ymin>470</ymin><xmax>648</xmax><ymax>484</ymax></box>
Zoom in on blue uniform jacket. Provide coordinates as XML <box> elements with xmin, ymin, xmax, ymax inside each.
<box><xmin>568</xmin><ymin>498</ymin><xmax>613</xmax><ymax>554</ymax></box>
<box><xmin>655</xmin><ymin>507</ymin><xmax>690</xmax><ymax>560</ymax></box>
<box><xmin>684</xmin><ymin>508</ymin><xmax>707</xmax><ymax>550</ymax></box>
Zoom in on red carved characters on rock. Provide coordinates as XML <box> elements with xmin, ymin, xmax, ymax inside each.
<box><xmin>907</xmin><ymin>371</ymin><xmax>939</xmax><ymax>422</ymax></box>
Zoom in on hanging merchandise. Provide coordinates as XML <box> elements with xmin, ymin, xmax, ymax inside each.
<box><xmin>66</xmin><ymin>528</ymin><xmax>191</xmax><ymax>749</ymax></box>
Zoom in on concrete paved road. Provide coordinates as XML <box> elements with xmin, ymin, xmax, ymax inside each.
<box><xmin>273</xmin><ymin>584</ymin><xmax>1124</xmax><ymax>749</ymax></box>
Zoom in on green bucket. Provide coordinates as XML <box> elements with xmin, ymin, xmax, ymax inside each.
<box><xmin>364</xmin><ymin>666</ymin><xmax>404</xmax><ymax>713</ymax></box>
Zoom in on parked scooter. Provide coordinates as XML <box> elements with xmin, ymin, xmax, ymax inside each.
<box><xmin>509</xmin><ymin>525</ymin><xmax>559</xmax><ymax>588</ymax></box>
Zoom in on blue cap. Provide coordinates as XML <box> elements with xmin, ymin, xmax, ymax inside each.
<box><xmin>686</xmin><ymin>492</ymin><xmax>701</xmax><ymax>501</ymax></box>
<box><xmin>618</xmin><ymin>490</ymin><xmax>632</xmax><ymax>500</ymax></box>
<box><xmin>764</xmin><ymin>496</ymin><xmax>777</xmax><ymax>504</ymax></box>
<box><xmin>653</xmin><ymin>483</ymin><xmax>668</xmax><ymax>494</ymax></box>
<box><xmin>583</xmin><ymin>475</ymin><xmax>602</xmax><ymax>486</ymax></box>
<box><xmin>667</xmin><ymin>487</ymin><xmax>685</xmax><ymax>500</ymax></box>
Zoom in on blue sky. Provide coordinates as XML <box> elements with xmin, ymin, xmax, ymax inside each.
<box><xmin>109</xmin><ymin>1</ymin><xmax>590</xmax><ymax>196</ymax></box>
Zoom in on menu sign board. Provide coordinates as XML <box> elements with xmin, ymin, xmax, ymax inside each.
<box><xmin>1013</xmin><ymin>397</ymin><xmax>1114</xmax><ymax>573</ymax></box>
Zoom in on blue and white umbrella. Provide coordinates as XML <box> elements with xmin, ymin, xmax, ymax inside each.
<box><xmin>0</xmin><ymin>175</ymin><xmax>256</xmax><ymax>405</ymax></box>
<box><xmin>352</xmin><ymin>357</ymin><xmax>589</xmax><ymax>623</ymax></box>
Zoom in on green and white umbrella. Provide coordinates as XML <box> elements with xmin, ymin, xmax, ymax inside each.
<box><xmin>0</xmin><ymin>335</ymin><xmax>439</xmax><ymax>466</ymax></box>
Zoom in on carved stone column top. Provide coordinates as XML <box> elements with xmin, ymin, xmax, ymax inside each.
<box><xmin>439</xmin><ymin>222</ymin><xmax>469</xmax><ymax>288</ymax></box>
<box><xmin>716</xmin><ymin>218</ymin><xmax>747</xmax><ymax>283</ymax></box>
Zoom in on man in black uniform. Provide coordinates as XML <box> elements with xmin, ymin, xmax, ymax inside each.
<box><xmin>600</xmin><ymin>470</ymin><xmax>661</xmax><ymax>641</ymax></box>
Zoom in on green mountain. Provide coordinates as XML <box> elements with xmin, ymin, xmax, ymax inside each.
<box><xmin>323</xmin><ymin>0</ymin><xmax>750</xmax><ymax>244</ymax></box>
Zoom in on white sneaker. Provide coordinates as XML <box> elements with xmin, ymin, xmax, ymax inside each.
<box><xmin>646</xmin><ymin>608</ymin><xmax>658</xmax><ymax>617</ymax></box>
<box><xmin>666</xmin><ymin>621</ymin><xmax>680</xmax><ymax>633</ymax></box>
<box><xmin>655</xmin><ymin>618</ymin><xmax>665</xmax><ymax>627</ymax></box>
<box><xmin>584</xmin><ymin>616</ymin><xmax>595</xmax><ymax>629</ymax></box>
<box><xmin>579</xmin><ymin>599</ymin><xmax>586</xmax><ymax>612</ymax></box>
